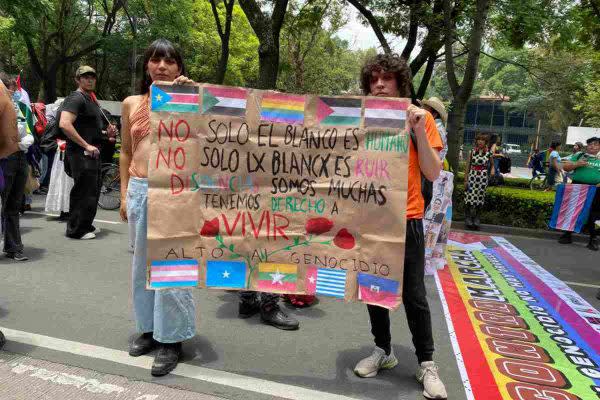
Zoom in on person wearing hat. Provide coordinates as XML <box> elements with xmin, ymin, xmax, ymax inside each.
<box><xmin>59</xmin><ymin>65</ymin><xmax>116</xmax><ymax>240</ymax></box>
<box><xmin>419</xmin><ymin>97</ymin><xmax>448</xmax><ymax>161</ymax></box>
<box><xmin>558</xmin><ymin>136</ymin><xmax>600</xmax><ymax>251</ymax></box>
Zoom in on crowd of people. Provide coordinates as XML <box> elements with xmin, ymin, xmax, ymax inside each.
<box><xmin>1</xmin><ymin>37</ymin><xmax>598</xmax><ymax>400</ymax></box>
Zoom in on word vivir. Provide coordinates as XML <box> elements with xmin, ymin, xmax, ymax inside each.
<box><xmin>218</xmin><ymin>211</ymin><xmax>290</xmax><ymax>240</ymax></box>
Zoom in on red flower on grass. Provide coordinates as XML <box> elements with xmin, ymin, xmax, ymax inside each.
<box><xmin>200</xmin><ymin>218</ymin><xmax>220</xmax><ymax>237</ymax></box>
<box><xmin>333</xmin><ymin>228</ymin><xmax>355</xmax><ymax>250</ymax></box>
<box><xmin>305</xmin><ymin>218</ymin><xmax>334</xmax><ymax>235</ymax></box>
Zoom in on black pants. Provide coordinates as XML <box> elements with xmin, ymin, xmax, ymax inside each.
<box><xmin>367</xmin><ymin>219</ymin><xmax>434</xmax><ymax>363</ymax></box>
<box><xmin>40</xmin><ymin>150</ymin><xmax>55</xmax><ymax>188</ymax></box>
<box><xmin>240</xmin><ymin>291</ymin><xmax>279</xmax><ymax>308</ymax></box>
<box><xmin>65</xmin><ymin>149</ymin><xmax>101</xmax><ymax>239</ymax></box>
<box><xmin>563</xmin><ymin>180</ymin><xmax>600</xmax><ymax>241</ymax></box>
<box><xmin>1</xmin><ymin>151</ymin><xmax>27</xmax><ymax>254</ymax></box>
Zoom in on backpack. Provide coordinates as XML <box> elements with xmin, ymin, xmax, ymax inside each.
<box><xmin>39</xmin><ymin>101</ymin><xmax>66</xmax><ymax>154</ymax></box>
<box><xmin>31</xmin><ymin>102</ymin><xmax>47</xmax><ymax>137</ymax></box>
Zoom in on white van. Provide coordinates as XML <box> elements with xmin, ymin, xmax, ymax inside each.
<box><xmin>505</xmin><ymin>144</ymin><xmax>521</xmax><ymax>154</ymax></box>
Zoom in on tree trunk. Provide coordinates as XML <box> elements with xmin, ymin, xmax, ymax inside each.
<box><xmin>446</xmin><ymin>100</ymin><xmax>467</xmax><ymax>171</ymax></box>
<box><xmin>216</xmin><ymin>39</ymin><xmax>230</xmax><ymax>84</ymax></box>
<box><xmin>257</xmin><ymin>40</ymin><xmax>280</xmax><ymax>89</ymax></box>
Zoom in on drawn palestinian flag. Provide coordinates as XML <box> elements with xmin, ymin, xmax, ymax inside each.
<box><xmin>357</xmin><ymin>273</ymin><xmax>400</xmax><ymax>309</ymax></box>
<box><xmin>257</xmin><ymin>263</ymin><xmax>298</xmax><ymax>292</ymax></box>
<box><xmin>260</xmin><ymin>93</ymin><xmax>305</xmax><ymax>125</ymax></box>
<box><xmin>317</xmin><ymin>97</ymin><xmax>361</xmax><ymax>127</ymax></box>
<box><xmin>149</xmin><ymin>259</ymin><xmax>199</xmax><ymax>289</ymax></box>
<box><xmin>202</xmin><ymin>86</ymin><xmax>247</xmax><ymax>117</ymax></box>
<box><xmin>364</xmin><ymin>99</ymin><xmax>407</xmax><ymax>129</ymax></box>
<box><xmin>151</xmin><ymin>84</ymin><xmax>199</xmax><ymax>113</ymax></box>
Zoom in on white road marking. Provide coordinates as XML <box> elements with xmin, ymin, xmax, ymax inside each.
<box><xmin>27</xmin><ymin>211</ymin><xmax>122</xmax><ymax>225</ymax></box>
<box><xmin>1</xmin><ymin>327</ymin><xmax>358</xmax><ymax>400</ymax></box>
<box><xmin>564</xmin><ymin>281</ymin><xmax>600</xmax><ymax>289</ymax></box>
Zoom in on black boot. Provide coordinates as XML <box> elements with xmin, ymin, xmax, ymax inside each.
<box><xmin>596</xmin><ymin>289</ymin><xmax>600</xmax><ymax>301</ymax></box>
<box><xmin>587</xmin><ymin>238</ymin><xmax>599</xmax><ymax>251</ymax></box>
<box><xmin>129</xmin><ymin>332</ymin><xmax>156</xmax><ymax>357</ymax></box>
<box><xmin>464</xmin><ymin>207</ymin><xmax>474</xmax><ymax>230</ymax></box>
<box><xmin>0</xmin><ymin>330</ymin><xmax>5</xmax><ymax>349</ymax></box>
<box><xmin>260</xmin><ymin>303</ymin><xmax>299</xmax><ymax>330</ymax></box>
<box><xmin>558</xmin><ymin>232</ymin><xmax>573</xmax><ymax>244</ymax></box>
<box><xmin>151</xmin><ymin>342</ymin><xmax>182</xmax><ymax>376</ymax></box>
<box><xmin>238</xmin><ymin>292</ymin><xmax>260</xmax><ymax>318</ymax></box>
<box><xmin>473</xmin><ymin>207</ymin><xmax>481</xmax><ymax>231</ymax></box>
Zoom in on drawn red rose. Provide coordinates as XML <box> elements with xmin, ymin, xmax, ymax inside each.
<box><xmin>305</xmin><ymin>217</ymin><xmax>334</xmax><ymax>235</ymax></box>
<box><xmin>333</xmin><ymin>228</ymin><xmax>355</xmax><ymax>250</ymax></box>
<box><xmin>200</xmin><ymin>218</ymin><xmax>220</xmax><ymax>237</ymax></box>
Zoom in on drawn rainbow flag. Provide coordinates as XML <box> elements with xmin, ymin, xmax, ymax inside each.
<box><xmin>260</xmin><ymin>93</ymin><xmax>305</xmax><ymax>125</ymax></box>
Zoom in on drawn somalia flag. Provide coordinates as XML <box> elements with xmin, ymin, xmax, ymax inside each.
<box><xmin>206</xmin><ymin>260</ymin><xmax>246</xmax><ymax>288</ymax></box>
<box><xmin>258</xmin><ymin>263</ymin><xmax>298</xmax><ymax>292</ymax></box>
<box><xmin>364</xmin><ymin>99</ymin><xmax>407</xmax><ymax>129</ymax></box>
<box><xmin>357</xmin><ymin>273</ymin><xmax>400</xmax><ymax>309</ymax></box>
<box><xmin>149</xmin><ymin>259</ymin><xmax>199</xmax><ymax>289</ymax></box>
<box><xmin>317</xmin><ymin>97</ymin><xmax>361</xmax><ymax>127</ymax></box>
<box><xmin>549</xmin><ymin>184</ymin><xmax>597</xmax><ymax>233</ymax></box>
<box><xmin>202</xmin><ymin>86</ymin><xmax>247</xmax><ymax>117</ymax></box>
<box><xmin>151</xmin><ymin>84</ymin><xmax>199</xmax><ymax>113</ymax></box>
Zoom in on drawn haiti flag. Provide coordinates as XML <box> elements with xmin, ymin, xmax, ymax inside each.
<box><xmin>260</xmin><ymin>93</ymin><xmax>305</xmax><ymax>125</ymax></box>
<box><xmin>205</xmin><ymin>260</ymin><xmax>246</xmax><ymax>289</ymax></box>
<box><xmin>357</xmin><ymin>273</ymin><xmax>400</xmax><ymax>309</ymax></box>
<box><xmin>316</xmin><ymin>97</ymin><xmax>361</xmax><ymax>127</ymax></box>
<box><xmin>149</xmin><ymin>259</ymin><xmax>199</xmax><ymax>289</ymax></box>
<box><xmin>202</xmin><ymin>86</ymin><xmax>247</xmax><ymax>117</ymax></box>
<box><xmin>151</xmin><ymin>84</ymin><xmax>200</xmax><ymax>113</ymax></box>
<box><xmin>364</xmin><ymin>98</ymin><xmax>407</xmax><ymax>129</ymax></box>
<box><xmin>549</xmin><ymin>184</ymin><xmax>597</xmax><ymax>233</ymax></box>
<box><xmin>257</xmin><ymin>263</ymin><xmax>298</xmax><ymax>292</ymax></box>
<box><xmin>305</xmin><ymin>266</ymin><xmax>347</xmax><ymax>298</ymax></box>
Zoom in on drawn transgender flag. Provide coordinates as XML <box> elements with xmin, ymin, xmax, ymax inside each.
<box><xmin>549</xmin><ymin>184</ymin><xmax>597</xmax><ymax>233</ymax></box>
<box><xmin>149</xmin><ymin>259</ymin><xmax>199</xmax><ymax>289</ymax></box>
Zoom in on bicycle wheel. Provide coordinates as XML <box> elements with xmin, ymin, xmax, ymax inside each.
<box><xmin>529</xmin><ymin>174</ymin><xmax>546</xmax><ymax>190</ymax></box>
<box><xmin>98</xmin><ymin>164</ymin><xmax>121</xmax><ymax>210</ymax></box>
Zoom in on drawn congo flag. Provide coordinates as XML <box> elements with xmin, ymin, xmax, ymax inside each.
<box><xmin>151</xmin><ymin>84</ymin><xmax>200</xmax><ymax>113</ymax></box>
<box><xmin>549</xmin><ymin>184</ymin><xmax>597</xmax><ymax>233</ymax></box>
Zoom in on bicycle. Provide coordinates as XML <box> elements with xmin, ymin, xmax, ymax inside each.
<box><xmin>98</xmin><ymin>162</ymin><xmax>121</xmax><ymax>210</ymax></box>
<box><xmin>529</xmin><ymin>172</ymin><xmax>550</xmax><ymax>190</ymax></box>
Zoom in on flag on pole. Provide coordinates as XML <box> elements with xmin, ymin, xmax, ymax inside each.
<box><xmin>15</xmin><ymin>74</ymin><xmax>35</xmax><ymax>134</ymax></box>
<box><xmin>549</xmin><ymin>184</ymin><xmax>597</xmax><ymax>233</ymax></box>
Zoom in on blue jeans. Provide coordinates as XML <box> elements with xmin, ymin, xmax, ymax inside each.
<box><xmin>128</xmin><ymin>177</ymin><xmax>196</xmax><ymax>343</ymax></box>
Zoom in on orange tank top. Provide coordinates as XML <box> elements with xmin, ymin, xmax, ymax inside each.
<box><xmin>128</xmin><ymin>95</ymin><xmax>150</xmax><ymax>177</ymax></box>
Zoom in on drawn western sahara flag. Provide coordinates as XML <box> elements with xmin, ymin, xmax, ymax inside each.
<box><xmin>206</xmin><ymin>260</ymin><xmax>246</xmax><ymax>289</ymax></box>
<box><xmin>257</xmin><ymin>263</ymin><xmax>298</xmax><ymax>292</ymax></box>
<box><xmin>149</xmin><ymin>259</ymin><xmax>199</xmax><ymax>289</ymax></box>
<box><xmin>202</xmin><ymin>86</ymin><xmax>247</xmax><ymax>117</ymax></box>
<box><xmin>305</xmin><ymin>266</ymin><xmax>347</xmax><ymax>298</ymax></box>
<box><xmin>317</xmin><ymin>97</ymin><xmax>362</xmax><ymax>127</ymax></box>
<box><xmin>364</xmin><ymin>98</ymin><xmax>407</xmax><ymax>129</ymax></box>
<box><xmin>549</xmin><ymin>183</ymin><xmax>597</xmax><ymax>233</ymax></box>
<box><xmin>357</xmin><ymin>273</ymin><xmax>400</xmax><ymax>309</ymax></box>
<box><xmin>151</xmin><ymin>84</ymin><xmax>200</xmax><ymax>113</ymax></box>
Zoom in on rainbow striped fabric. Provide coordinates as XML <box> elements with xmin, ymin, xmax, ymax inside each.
<box><xmin>260</xmin><ymin>93</ymin><xmax>305</xmax><ymax>125</ymax></box>
<box><xmin>549</xmin><ymin>184</ymin><xmax>597</xmax><ymax>233</ymax></box>
<box><xmin>149</xmin><ymin>259</ymin><xmax>199</xmax><ymax>289</ymax></box>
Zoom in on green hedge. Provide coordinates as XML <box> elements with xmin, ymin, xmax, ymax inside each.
<box><xmin>452</xmin><ymin>185</ymin><xmax>555</xmax><ymax>230</ymax></box>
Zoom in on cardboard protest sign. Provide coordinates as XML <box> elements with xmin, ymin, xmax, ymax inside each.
<box><xmin>146</xmin><ymin>82</ymin><xmax>410</xmax><ymax>309</ymax></box>
<box><xmin>424</xmin><ymin>170</ymin><xmax>454</xmax><ymax>275</ymax></box>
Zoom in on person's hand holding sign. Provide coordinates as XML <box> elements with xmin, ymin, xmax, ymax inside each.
<box><xmin>406</xmin><ymin>104</ymin><xmax>427</xmax><ymax>139</ymax></box>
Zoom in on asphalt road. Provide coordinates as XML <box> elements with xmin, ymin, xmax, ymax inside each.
<box><xmin>0</xmin><ymin>195</ymin><xmax>597</xmax><ymax>400</ymax></box>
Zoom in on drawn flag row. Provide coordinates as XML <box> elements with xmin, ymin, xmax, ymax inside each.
<box><xmin>150</xmin><ymin>84</ymin><xmax>408</xmax><ymax>130</ymax></box>
<box><xmin>148</xmin><ymin>259</ymin><xmax>401</xmax><ymax>308</ymax></box>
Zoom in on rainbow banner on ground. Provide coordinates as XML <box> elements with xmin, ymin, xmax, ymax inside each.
<box><xmin>435</xmin><ymin>232</ymin><xmax>600</xmax><ymax>400</ymax></box>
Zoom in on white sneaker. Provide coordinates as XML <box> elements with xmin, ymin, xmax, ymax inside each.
<box><xmin>416</xmin><ymin>361</ymin><xmax>447</xmax><ymax>399</ymax></box>
<box><xmin>93</xmin><ymin>227</ymin><xmax>101</xmax><ymax>234</ymax></box>
<box><xmin>354</xmin><ymin>347</ymin><xmax>398</xmax><ymax>378</ymax></box>
<box><xmin>80</xmin><ymin>232</ymin><xmax>96</xmax><ymax>240</ymax></box>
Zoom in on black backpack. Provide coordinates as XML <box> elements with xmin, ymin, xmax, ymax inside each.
<box><xmin>39</xmin><ymin>103</ymin><xmax>66</xmax><ymax>154</ymax></box>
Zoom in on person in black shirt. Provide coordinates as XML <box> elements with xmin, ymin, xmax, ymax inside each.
<box><xmin>59</xmin><ymin>66</ymin><xmax>116</xmax><ymax>239</ymax></box>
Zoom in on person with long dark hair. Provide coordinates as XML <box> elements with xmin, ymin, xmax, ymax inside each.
<box><xmin>119</xmin><ymin>39</ymin><xmax>196</xmax><ymax>377</ymax></box>
<box><xmin>352</xmin><ymin>54</ymin><xmax>447</xmax><ymax>400</ymax></box>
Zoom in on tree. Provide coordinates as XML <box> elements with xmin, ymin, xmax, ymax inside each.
<box><xmin>444</xmin><ymin>0</ymin><xmax>492</xmax><ymax>171</ymax></box>
<box><xmin>210</xmin><ymin>0</ymin><xmax>236</xmax><ymax>83</ymax></box>
<box><xmin>238</xmin><ymin>0</ymin><xmax>289</xmax><ymax>89</ymax></box>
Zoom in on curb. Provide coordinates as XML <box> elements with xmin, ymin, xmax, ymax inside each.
<box><xmin>450</xmin><ymin>221</ymin><xmax>591</xmax><ymax>242</ymax></box>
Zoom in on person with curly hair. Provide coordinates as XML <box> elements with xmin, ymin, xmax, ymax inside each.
<box><xmin>352</xmin><ymin>53</ymin><xmax>447</xmax><ymax>400</ymax></box>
